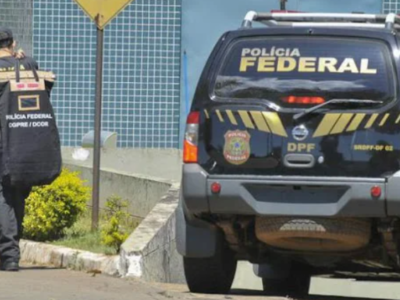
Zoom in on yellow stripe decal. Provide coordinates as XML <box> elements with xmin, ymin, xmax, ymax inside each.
<box><xmin>313</xmin><ymin>113</ymin><xmax>341</xmax><ymax>137</ymax></box>
<box><xmin>226</xmin><ymin>110</ymin><xmax>237</xmax><ymax>125</ymax></box>
<box><xmin>396</xmin><ymin>114</ymin><xmax>400</xmax><ymax>124</ymax></box>
<box><xmin>204</xmin><ymin>109</ymin><xmax>210</xmax><ymax>119</ymax></box>
<box><xmin>379</xmin><ymin>113</ymin><xmax>390</xmax><ymax>126</ymax></box>
<box><xmin>216</xmin><ymin>110</ymin><xmax>224</xmax><ymax>122</ymax></box>
<box><xmin>238</xmin><ymin>110</ymin><xmax>254</xmax><ymax>129</ymax></box>
<box><xmin>365</xmin><ymin>114</ymin><xmax>378</xmax><ymax>129</ymax></box>
<box><xmin>346</xmin><ymin>113</ymin><xmax>366</xmax><ymax>132</ymax></box>
<box><xmin>330</xmin><ymin>113</ymin><xmax>354</xmax><ymax>134</ymax></box>
<box><xmin>262</xmin><ymin>112</ymin><xmax>287</xmax><ymax>137</ymax></box>
<box><xmin>250</xmin><ymin>111</ymin><xmax>270</xmax><ymax>132</ymax></box>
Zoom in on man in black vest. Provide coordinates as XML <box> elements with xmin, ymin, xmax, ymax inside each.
<box><xmin>0</xmin><ymin>27</ymin><xmax>38</xmax><ymax>271</ymax></box>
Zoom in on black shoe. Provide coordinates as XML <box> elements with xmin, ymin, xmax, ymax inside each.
<box><xmin>0</xmin><ymin>261</ymin><xmax>19</xmax><ymax>272</ymax></box>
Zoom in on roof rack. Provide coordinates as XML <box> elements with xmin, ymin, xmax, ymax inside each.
<box><xmin>241</xmin><ymin>11</ymin><xmax>400</xmax><ymax>31</ymax></box>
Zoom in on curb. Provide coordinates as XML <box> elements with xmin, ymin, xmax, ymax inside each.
<box><xmin>20</xmin><ymin>240</ymin><xmax>121</xmax><ymax>276</ymax></box>
<box><xmin>18</xmin><ymin>183</ymin><xmax>183</xmax><ymax>282</ymax></box>
<box><xmin>120</xmin><ymin>183</ymin><xmax>186</xmax><ymax>283</ymax></box>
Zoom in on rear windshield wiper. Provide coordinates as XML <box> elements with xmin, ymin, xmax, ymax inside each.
<box><xmin>293</xmin><ymin>99</ymin><xmax>383</xmax><ymax>122</ymax></box>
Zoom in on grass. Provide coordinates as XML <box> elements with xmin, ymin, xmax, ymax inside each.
<box><xmin>50</xmin><ymin>209</ymin><xmax>138</xmax><ymax>256</ymax></box>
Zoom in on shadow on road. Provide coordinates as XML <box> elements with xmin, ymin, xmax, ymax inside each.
<box><xmin>224</xmin><ymin>272</ymin><xmax>400</xmax><ymax>300</ymax></box>
<box><xmin>189</xmin><ymin>289</ymin><xmax>367</xmax><ymax>300</ymax></box>
<box><xmin>151</xmin><ymin>272</ymin><xmax>400</xmax><ymax>300</ymax></box>
<box><xmin>228</xmin><ymin>289</ymin><xmax>384</xmax><ymax>300</ymax></box>
<box><xmin>229</xmin><ymin>289</ymin><xmax>265</xmax><ymax>296</ymax></box>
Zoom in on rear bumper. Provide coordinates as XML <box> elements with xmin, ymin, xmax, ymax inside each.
<box><xmin>182</xmin><ymin>164</ymin><xmax>387</xmax><ymax>217</ymax></box>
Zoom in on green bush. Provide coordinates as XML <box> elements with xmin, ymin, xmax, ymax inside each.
<box><xmin>23</xmin><ymin>168</ymin><xmax>90</xmax><ymax>241</ymax></box>
<box><xmin>101</xmin><ymin>196</ymin><xmax>133</xmax><ymax>252</ymax></box>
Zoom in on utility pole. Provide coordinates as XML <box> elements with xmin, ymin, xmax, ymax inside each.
<box><xmin>280</xmin><ymin>0</ymin><xmax>287</xmax><ymax>10</ymax></box>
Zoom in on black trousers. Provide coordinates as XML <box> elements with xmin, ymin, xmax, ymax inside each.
<box><xmin>0</xmin><ymin>183</ymin><xmax>31</xmax><ymax>263</ymax></box>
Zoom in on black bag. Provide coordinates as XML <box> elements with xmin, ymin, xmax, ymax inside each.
<box><xmin>0</xmin><ymin>60</ymin><xmax>61</xmax><ymax>187</ymax></box>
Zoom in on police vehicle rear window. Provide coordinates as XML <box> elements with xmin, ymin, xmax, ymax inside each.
<box><xmin>213</xmin><ymin>37</ymin><xmax>395</xmax><ymax>108</ymax></box>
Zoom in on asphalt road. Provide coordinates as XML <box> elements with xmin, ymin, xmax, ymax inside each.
<box><xmin>0</xmin><ymin>264</ymin><xmax>288</xmax><ymax>300</ymax></box>
<box><xmin>0</xmin><ymin>264</ymin><xmax>394</xmax><ymax>300</ymax></box>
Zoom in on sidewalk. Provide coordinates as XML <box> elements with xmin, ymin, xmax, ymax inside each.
<box><xmin>0</xmin><ymin>264</ymin><xmax>163</xmax><ymax>300</ymax></box>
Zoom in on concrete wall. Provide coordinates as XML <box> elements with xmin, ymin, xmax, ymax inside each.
<box><xmin>65</xmin><ymin>163</ymin><xmax>171</xmax><ymax>220</ymax></box>
<box><xmin>120</xmin><ymin>184</ymin><xmax>185</xmax><ymax>284</ymax></box>
<box><xmin>62</xmin><ymin>147</ymin><xmax>182</xmax><ymax>218</ymax></box>
<box><xmin>179</xmin><ymin>0</ymin><xmax>382</xmax><ymax>144</ymax></box>
<box><xmin>62</xmin><ymin>147</ymin><xmax>182</xmax><ymax>183</ymax></box>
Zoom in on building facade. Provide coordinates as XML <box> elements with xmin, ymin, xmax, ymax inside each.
<box><xmin>0</xmin><ymin>0</ymin><xmax>397</xmax><ymax>149</ymax></box>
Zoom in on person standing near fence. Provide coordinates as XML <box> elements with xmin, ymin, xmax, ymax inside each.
<box><xmin>0</xmin><ymin>27</ymin><xmax>39</xmax><ymax>271</ymax></box>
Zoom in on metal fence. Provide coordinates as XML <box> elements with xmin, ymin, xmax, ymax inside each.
<box><xmin>102</xmin><ymin>1</ymin><xmax>182</xmax><ymax>148</ymax></box>
<box><xmin>383</xmin><ymin>0</ymin><xmax>400</xmax><ymax>13</ymax></box>
<box><xmin>32</xmin><ymin>0</ymin><xmax>182</xmax><ymax>148</ymax></box>
<box><xmin>0</xmin><ymin>0</ymin><xmax>33</xmax><ymax>56</ymax></box>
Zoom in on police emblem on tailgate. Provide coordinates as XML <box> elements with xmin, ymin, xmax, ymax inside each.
<box><xmin>223</xmin><ymin>130</ymin><xmax>251</xmax><ymax>165</ymax></box>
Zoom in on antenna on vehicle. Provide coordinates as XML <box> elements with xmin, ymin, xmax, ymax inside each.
<box><xmin>280</xmin><ymin>0</ymin><xmax>287</xmax><ymax>11</ymax></box>
<box><xmin>386</xmin><ymin>13</ymin><xmax>396</xmax><ymax>30</ymax></box>
<box><xmin>241</xmin><ymin>11</ymin><xmax>257</xmax><ymax>28</ymax></box>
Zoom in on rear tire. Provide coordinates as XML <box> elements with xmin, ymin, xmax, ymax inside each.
<box><xmin>183</xmin><ymin>245</ymin><xmax>237</xmax><ymax>294</ymax></box>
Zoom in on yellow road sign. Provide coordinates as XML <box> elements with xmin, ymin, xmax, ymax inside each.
<box><xmin>74</xmin><ymin>0</ymin><xmax>134</xmax><ymax>30</ymax></box>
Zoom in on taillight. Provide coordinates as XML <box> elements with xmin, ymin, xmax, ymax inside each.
<box><xmin>282</xmin><ymin>96</ymin><xmax>325</xmax><ymax>105</ymax></box>
<box><xmin>183</xmin><ymin>112</ymin><xmax>200</xmax><ymax>163</ymax></box>
<box><xmin>371</xmin><ymin>186</ymin><xmax>381</xmax><ymax>198</ymax></box>
<box><xmin>211</xmin><ymin>182</ymin><xmax>221</xmax><ymax>194</ymax></box>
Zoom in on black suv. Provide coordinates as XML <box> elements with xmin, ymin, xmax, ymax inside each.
<box><xmin>176</xmin><ymin>11</ymin><xmax>400</xmax><ymax>296</ymax></box>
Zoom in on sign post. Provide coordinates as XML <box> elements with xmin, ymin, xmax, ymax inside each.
<box><xmin>74</xmin><ymin>0</ymin><xmax>134</xmax><ymax>230</ymax></box>
<box><xmin>92</xmin><ymin>14</ymin><xmax>104</xmax><ymax>230</ymax></box>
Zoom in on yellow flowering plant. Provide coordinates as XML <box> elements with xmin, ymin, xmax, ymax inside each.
<box><xmin>23</xmin><ymin>168</ymin><xmax>90</xmax><ymax>241</ymax></box>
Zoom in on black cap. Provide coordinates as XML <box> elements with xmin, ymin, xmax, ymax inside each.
<box><xmin>0</xmin><ymin>27</ymin><xmax>13</xmax><ymax>41</ymax></box>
